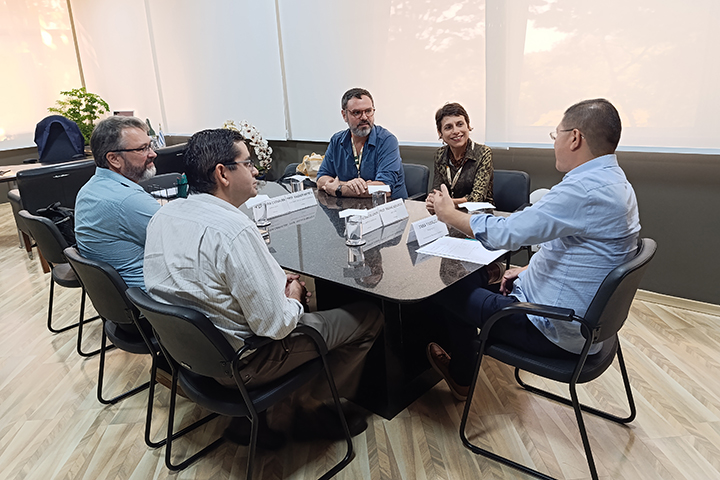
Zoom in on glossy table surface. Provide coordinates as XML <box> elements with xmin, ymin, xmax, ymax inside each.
<box><xmin>244</xmin><ymin>181</ymin><xmax>489</xmax><ymax>303</ymax></box>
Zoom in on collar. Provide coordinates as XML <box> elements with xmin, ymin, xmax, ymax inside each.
<box><xmin>94</xmin><ymin>166</ymin><xmax>144</xmax><ymax>190</ymax></box>
<box><xmin>443</xmin><ymin>139</ymin><xmax>476</xmax><ymax>165</ymax></box>
<box><xmin>186</xmin><ymin>192</ymin><xmax>246</xmax><ymax>214</ymax></box>
<box><xmin>564</xmin><ymin>154</ymin><xmax>618</xmax><ymax>179</ymax></box>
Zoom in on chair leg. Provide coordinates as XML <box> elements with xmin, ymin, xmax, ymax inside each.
<box><xmin>569</xmin><ymin>380</ymin><xmax>600</xmax><ymax>480</ymax></box>
<box><xmin>97</xmin><ymin>325</ymin><xmax>147</xmax><ymax>405</ymax></box>
<box><xmin>315</xmin><ymin>354</ymin><xmax>354</xmax><ymax>480</ymax></box>
<box><xmin>514</xmin><ymin>346</ymin><xmax>636</xmax><ymax>424</ymax></box>
<box><xmin>46</xmin><ymin>280</ymin><xmax>101</xmax><ymax>337</ymax></box>
<box><xmin>459</xmin><ymin>349</ymin><xmax>556</xmax><ymax>480</ymax></box>
<box><xmin>76</xmin><ymin>289</ymin><xmax>102</xmax><ymax>357</ymax></box>
<box><xmin>164</xmin><ymin>369</ymin><xmax>222</xmax><ymax>471</ymax></box>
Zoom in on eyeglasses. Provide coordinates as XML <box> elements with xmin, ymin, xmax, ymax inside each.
<box><xmin>111</xmin><ymin>143</ymin><xmax>154</xmax><ymax>154</ymax></box>
<box><xmin>549</xmin><ymin>129</ymin><xmax>577</xmax><ymax>141</ymax></box>
<box><xmin>346</xmin><ymin>108</ymin><xmax>375</xmax><ymax>119</ymax></box>
<box><xmin>207</xmin><ymin>159</ymin><xmax>256</xmax><ymax>175</ymax></box>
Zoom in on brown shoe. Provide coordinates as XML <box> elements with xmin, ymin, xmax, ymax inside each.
<box><xmin>426</xmin><ymin>343</ymin><xmax>469</xmax><ymax>401</ymax></box>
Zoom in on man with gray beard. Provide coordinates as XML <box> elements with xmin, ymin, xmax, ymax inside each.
<box><xmin>75</xmin><ymin>116</ymin><xmax>160</xmax><ymax>289</ymax></box>
<box><xmin>317</xmin><ymin>88</ymin><xmax>408</xmax><ymax>199</ymax></box>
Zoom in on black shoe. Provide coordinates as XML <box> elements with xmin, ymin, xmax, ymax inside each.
<box><xmin>223</xmin><ymin>415</ymin><xmax>286</xmax><ymax>451</ymax></box>
<box><xmin>291</xmin><ymin>403</ymin><xmax>368</xmax><ymax>442</ymax></box>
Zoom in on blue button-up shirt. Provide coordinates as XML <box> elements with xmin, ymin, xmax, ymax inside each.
<box><xmin>75</xmin><ymin>167</ymin><xmax>161</xmax><ymax>289</ymax></box>
<box><xmin>317</xmin><ymin>125</ymin><xmax>408</xmax><ymax>199</ymax></box>
<box><xmin>469</xmin><ymin>154</ymin><xmax>641</xmax><ymax>354</ymax></box>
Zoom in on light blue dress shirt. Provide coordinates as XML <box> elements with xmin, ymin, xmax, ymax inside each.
<box><xmin>75</xmin><ymin>167</ymin><xmax>161</xmax><ymax>289</ymax></box>
<box><xmin>317</xmin><ymin>125</ymin><xmax>408</xmax><ymax>199</ymax></box>
<box><xmin>469</xmin><ymin>154</ymin><xmax>641</xmax><ymax>354</ymax></box>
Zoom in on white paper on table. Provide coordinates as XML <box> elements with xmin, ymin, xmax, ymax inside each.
<box><xmin>416</xmin><ymin>236</ymin><xmax>507</xmax><ymax>265</ymax></box>
<box><xmin>244</xmin><ymin>195</ymin><xmax>270</xmax><ymax>209</ymax></box>
<box><xmin>286</xmin><ymin>188</ymin><xmax>317</xmax><ymax>211</ymax></box>
<box><xmin>407</xmin><ymin>215</ymin><xmax>449</xmax><ymax>246</ymax></box>
<box><xmin>150</xmin><ymin>186</ymin><xmax>178</xmax><ymax>198</ymax></box>
<box><xmin>368</xmin><ymin>184</ymin><xmax>391</xmax><ymax>194</ymax></box>
<box><xmin>339</xmin><ymin>208</ymin><xmax>370</xmax><ymax>218</ymax></box>
<box><xmin>459</xmin><ymin>201</ymin><xmax>495</xmax><ymax>212</ymax></box>
<box><xmin>376</xmin><ymin>198</ymin><xmax>408</xmax><ymax>225</ymax></box>
<box><xmin>361</xmin><ymin>209</ymin><xmax>383</xmax><ymax>233</ymax></box>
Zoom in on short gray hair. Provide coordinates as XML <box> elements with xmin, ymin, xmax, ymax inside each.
<box><xmin>91</xmin><ymin>116</ymin><xmax>148</xmax><ymax>168</ymax></box>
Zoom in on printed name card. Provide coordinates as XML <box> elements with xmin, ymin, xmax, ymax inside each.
<box><xmin>407</xmin><ymin>215</ymin><xmax>449</xmax><ymax>246</ymax></box>
<box><xmin>248</xmin><ymin>190</ymin><xmax>318</xmax><ymax>222</ymax></box>
<box><xmin>360</xmin><ymin>209</ymin><xmax>383</xmax><ymax>233</ymax></box>
<box><xmin>376</xmin><ymin>199</ymin><xmax>409</xmax><ymax>225</ymax></box>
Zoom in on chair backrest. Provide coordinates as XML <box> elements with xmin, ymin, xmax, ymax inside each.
<box><xmin>34</xmin><ymin>115</ymin><xmax>85</xmax><ymax>163</ymax></box>
<box><xmin>153</xmin><ymin>143</ymin><xmax>187</xmax><ymax>175</ymax></box>
<box><xmin>402</xmin><ymin>163</ymin><xmax>430</xmax><ymax>200</ymax></box>
<box><xmin>493</xmin><ymin>169</ymin><xmax>530</xmax><ymax>212</ymax></box>
<box><xmin>17</xmin><ymin>160</ymin><xmax>96</xmax><ymax>214</ymax></box>
<box><xmin>584</xmin><ymin>238</ymin><xmax>657</xmax><ymax>342</ymax></box>
<box><xmin>19</xmin><ymin>209</ymin><xmax>69</xmax><ymax>265</ymax></box>
<box><xmin>63</xmin><ymin>246</ymin><xmax>138</xmax><ymax>326</ymax></box>
<box><xmin>126</xmin><ymin>287</ymin><xmax>237</xmax><ymax>379</ymax></box>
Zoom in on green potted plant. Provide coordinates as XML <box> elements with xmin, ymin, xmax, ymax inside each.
<box><xmin>48</xmin><ymin>87</ymin><xmax>110</xmax><ymax>145</ymax></box>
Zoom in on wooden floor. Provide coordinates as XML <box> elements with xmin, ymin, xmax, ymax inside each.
<box><xmin>2</xmin><ymin>201</ymin><xmax>720</xmax><ymax>480</ymax></box>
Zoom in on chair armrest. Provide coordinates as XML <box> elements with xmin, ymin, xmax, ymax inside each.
<box><xmin>480</xmin><ymin>302</ymin><xmax>577</xmax><ymax>342</ymax></box>
<box><xmin>23</xmin><ymin>158</ymin><xmax>38</xmax><ymax>164</ymax></box>
<box><xmin>292</xmin><ymin>324</ymin><xmax>330</xmax><ymax>355</ymax></box>
<box><xmin>515</xmin><ymin>202</ymin><xmax>532</xmax><ymax>212</ymax></box>
<box><xmin>241</xmin><ymin>334</ymin><xmax>275</xmax><ymax>352</ymax></box>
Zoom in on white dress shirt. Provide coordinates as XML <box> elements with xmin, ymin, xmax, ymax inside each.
<box><xmin>144</xmin><ymin>193</ymin><xmax>303</xmax><ymax>350</ymax></box>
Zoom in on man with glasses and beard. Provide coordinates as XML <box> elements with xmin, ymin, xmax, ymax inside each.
<box><xmin>317</xmin><ymin>88</ymin><xmax>408</xmax><ymax>199</ymax></box>
<box><xmin>75</xmin><ymin>116</ymin><xmax>160</xmax><ymax>289</ymax></box>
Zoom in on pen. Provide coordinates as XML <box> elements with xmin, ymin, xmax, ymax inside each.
<box><xmin>0</xmin><ymin>170</ymin><xmax>11</xmax><ymax>176</ymax></box>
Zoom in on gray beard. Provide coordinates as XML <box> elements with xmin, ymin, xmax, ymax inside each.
<box><xmin>350</xmin><ymin>123</ymin><xmax>372</xmax><ymax>137</ymax></box>
<box><xmin>139</xmin><ymin>164</ymin><xmax>157</xmax><ymax>182</ymax></box>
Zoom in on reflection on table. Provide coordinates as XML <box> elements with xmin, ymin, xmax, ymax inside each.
<box><xmin>242</xmin><ymin>181</ymin><xmax>495</xmax><ymax>418</ymax></box>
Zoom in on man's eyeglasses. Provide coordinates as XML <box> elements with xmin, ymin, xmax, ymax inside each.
<box><xmin>207</xmin><ymin>159</ymin><xmax>257</xmax><ymax>175</ymax></box>
<box><xmin>346</xmin><ymin>108</ymin><xmax>375</xmax><ymax>119</ymax></box>
<box><xmin>111</xmin><ymin>144</ymin><xmax>154</xmax><ymax>154</ymax></box>
<box><xmin>549</xmin><ymin>128</ymin><xmax>576</xmax><ymax>141</ymax></box>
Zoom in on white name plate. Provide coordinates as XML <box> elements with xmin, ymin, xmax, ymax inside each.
<box><xmin>376</xmin><ymin>198</ymin><xmax>408</xmax><ymax>225</ymax></box>
<box><xmin>250</xmin><ymin>189</ymin><xmax>318</xmax><ymax>221</ymax></box>
<box><xmin>361</xmin><ymin>208</ymin><xmax>383</xmax><ymax>234</ymax></box>
<box><xmin>407</xmin><ymin>215</ymin><xmax>449</xmax><ymax>246</ymax></box>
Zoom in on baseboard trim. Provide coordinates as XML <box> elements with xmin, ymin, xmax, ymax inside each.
<box><xmin>635</xmin><ymin>290</ymin><xmax>720</xmax><ymax>316</ymax></box>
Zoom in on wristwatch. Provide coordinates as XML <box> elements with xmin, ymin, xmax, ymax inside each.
<box><xmin>335</xmin><ymin>185</ymin><xmax>343</xmax><ymax>197</ymax></box>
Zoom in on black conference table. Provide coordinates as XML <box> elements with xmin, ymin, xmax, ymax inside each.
<box><xmin>242</xmin><ymin>181</ymin><xmax>495</xmax><ymax>419</ymax></box>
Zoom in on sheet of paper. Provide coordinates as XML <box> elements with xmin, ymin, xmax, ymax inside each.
<box><xmin>416</xmin><ymin>236</ymin><xmax>507</xmax><ymax>265</ymax></box>
<box><xmin>376</xmin><ymin>198</ymin><xmax>409</xmax><ymax>225</ymax></box>
<box><xmin>150</xmin><ymin>186</ymin><xmax>178</xmax><ymax>198</ymax></box>
<box><xmin>339</xmin><ymin>208</ymin><xmax>370</xmax><ymax>218</ymax></box>
<box><xmin>459</xmin><ymin>201</ymin><xmax>495</xmax><ymax>212</ymax></box>
<box><xmin>368</xmin><ymin>184</ymin><xmax>391</xmax><ymax>194</ymax></box>
<box><xmin>407</xmin><ymin>215</ymin><xmax>449</xmax><ymax>246</ymax></box>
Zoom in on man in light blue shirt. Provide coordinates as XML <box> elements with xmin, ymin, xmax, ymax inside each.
<box><xmin>426</xmin><ymin>99</ymin><xmax>640</xmax><ymax>401</ymax></box>
<box><xmin>317</xmin><ymin>88</ymin><xmax>408</xmax><ymax>200</ymax></box>
<box><xmin>75</xmin><ymin>116</ymin><xmax>160</xmax><ymax>289</ymax></box>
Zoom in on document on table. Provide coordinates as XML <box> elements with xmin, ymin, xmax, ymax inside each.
<box><xmin>416</xmin><ymin>236</ymin><xmax>507</xmax><ymax>265</ymax></box>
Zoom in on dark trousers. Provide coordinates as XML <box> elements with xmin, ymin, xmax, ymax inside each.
<box><xmin>434</xmin><ymin>272</ymin><xmax>577</xmax><ymax>386</ymax></box>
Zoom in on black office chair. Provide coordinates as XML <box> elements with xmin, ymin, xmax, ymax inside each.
<box><xmin>493</xmin><ymin>169</ymin><xmax>531</xmax><ymax>268</ymax></box>
<box><xmin>459</xmin><ymin>238</ymin><xmax>657</xmax><ymax>480</ymax></box>
<box><xmin>18</xmin><ymin>210</ymin><xmax>100</xmax><ymax>355</ymax></box>
<box><xmin>64</xmin><ymin>247</ymin><xmax>154</xmax><ymax>405</ymax></box>
<box><xmin>8</xmin><ymin>188</ymin><xmax>33</xmax><ymax>257</ymax></box>
<box><xmin>16</xmin><ymin>160</ymin><xmax>96</xmax><ymax>215</ymax></box>
<box><xmin>25</xmin><ymin>115</ymin><xmax>86</xmax><ymax>164</ymax></box>
<box><xmin>153</xmin><ymin>143</ymin><xmax>186</xmax><ymax>175</ymax></box>
<box><xmin>125</xmin><ymin>287</ymin><xmax>354</xmax><ymax>480</ymax></box>
<box><xmin>403</xmin><ymin>163</ymin><xmax>430</xmax><ymax>201</ymax></box>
